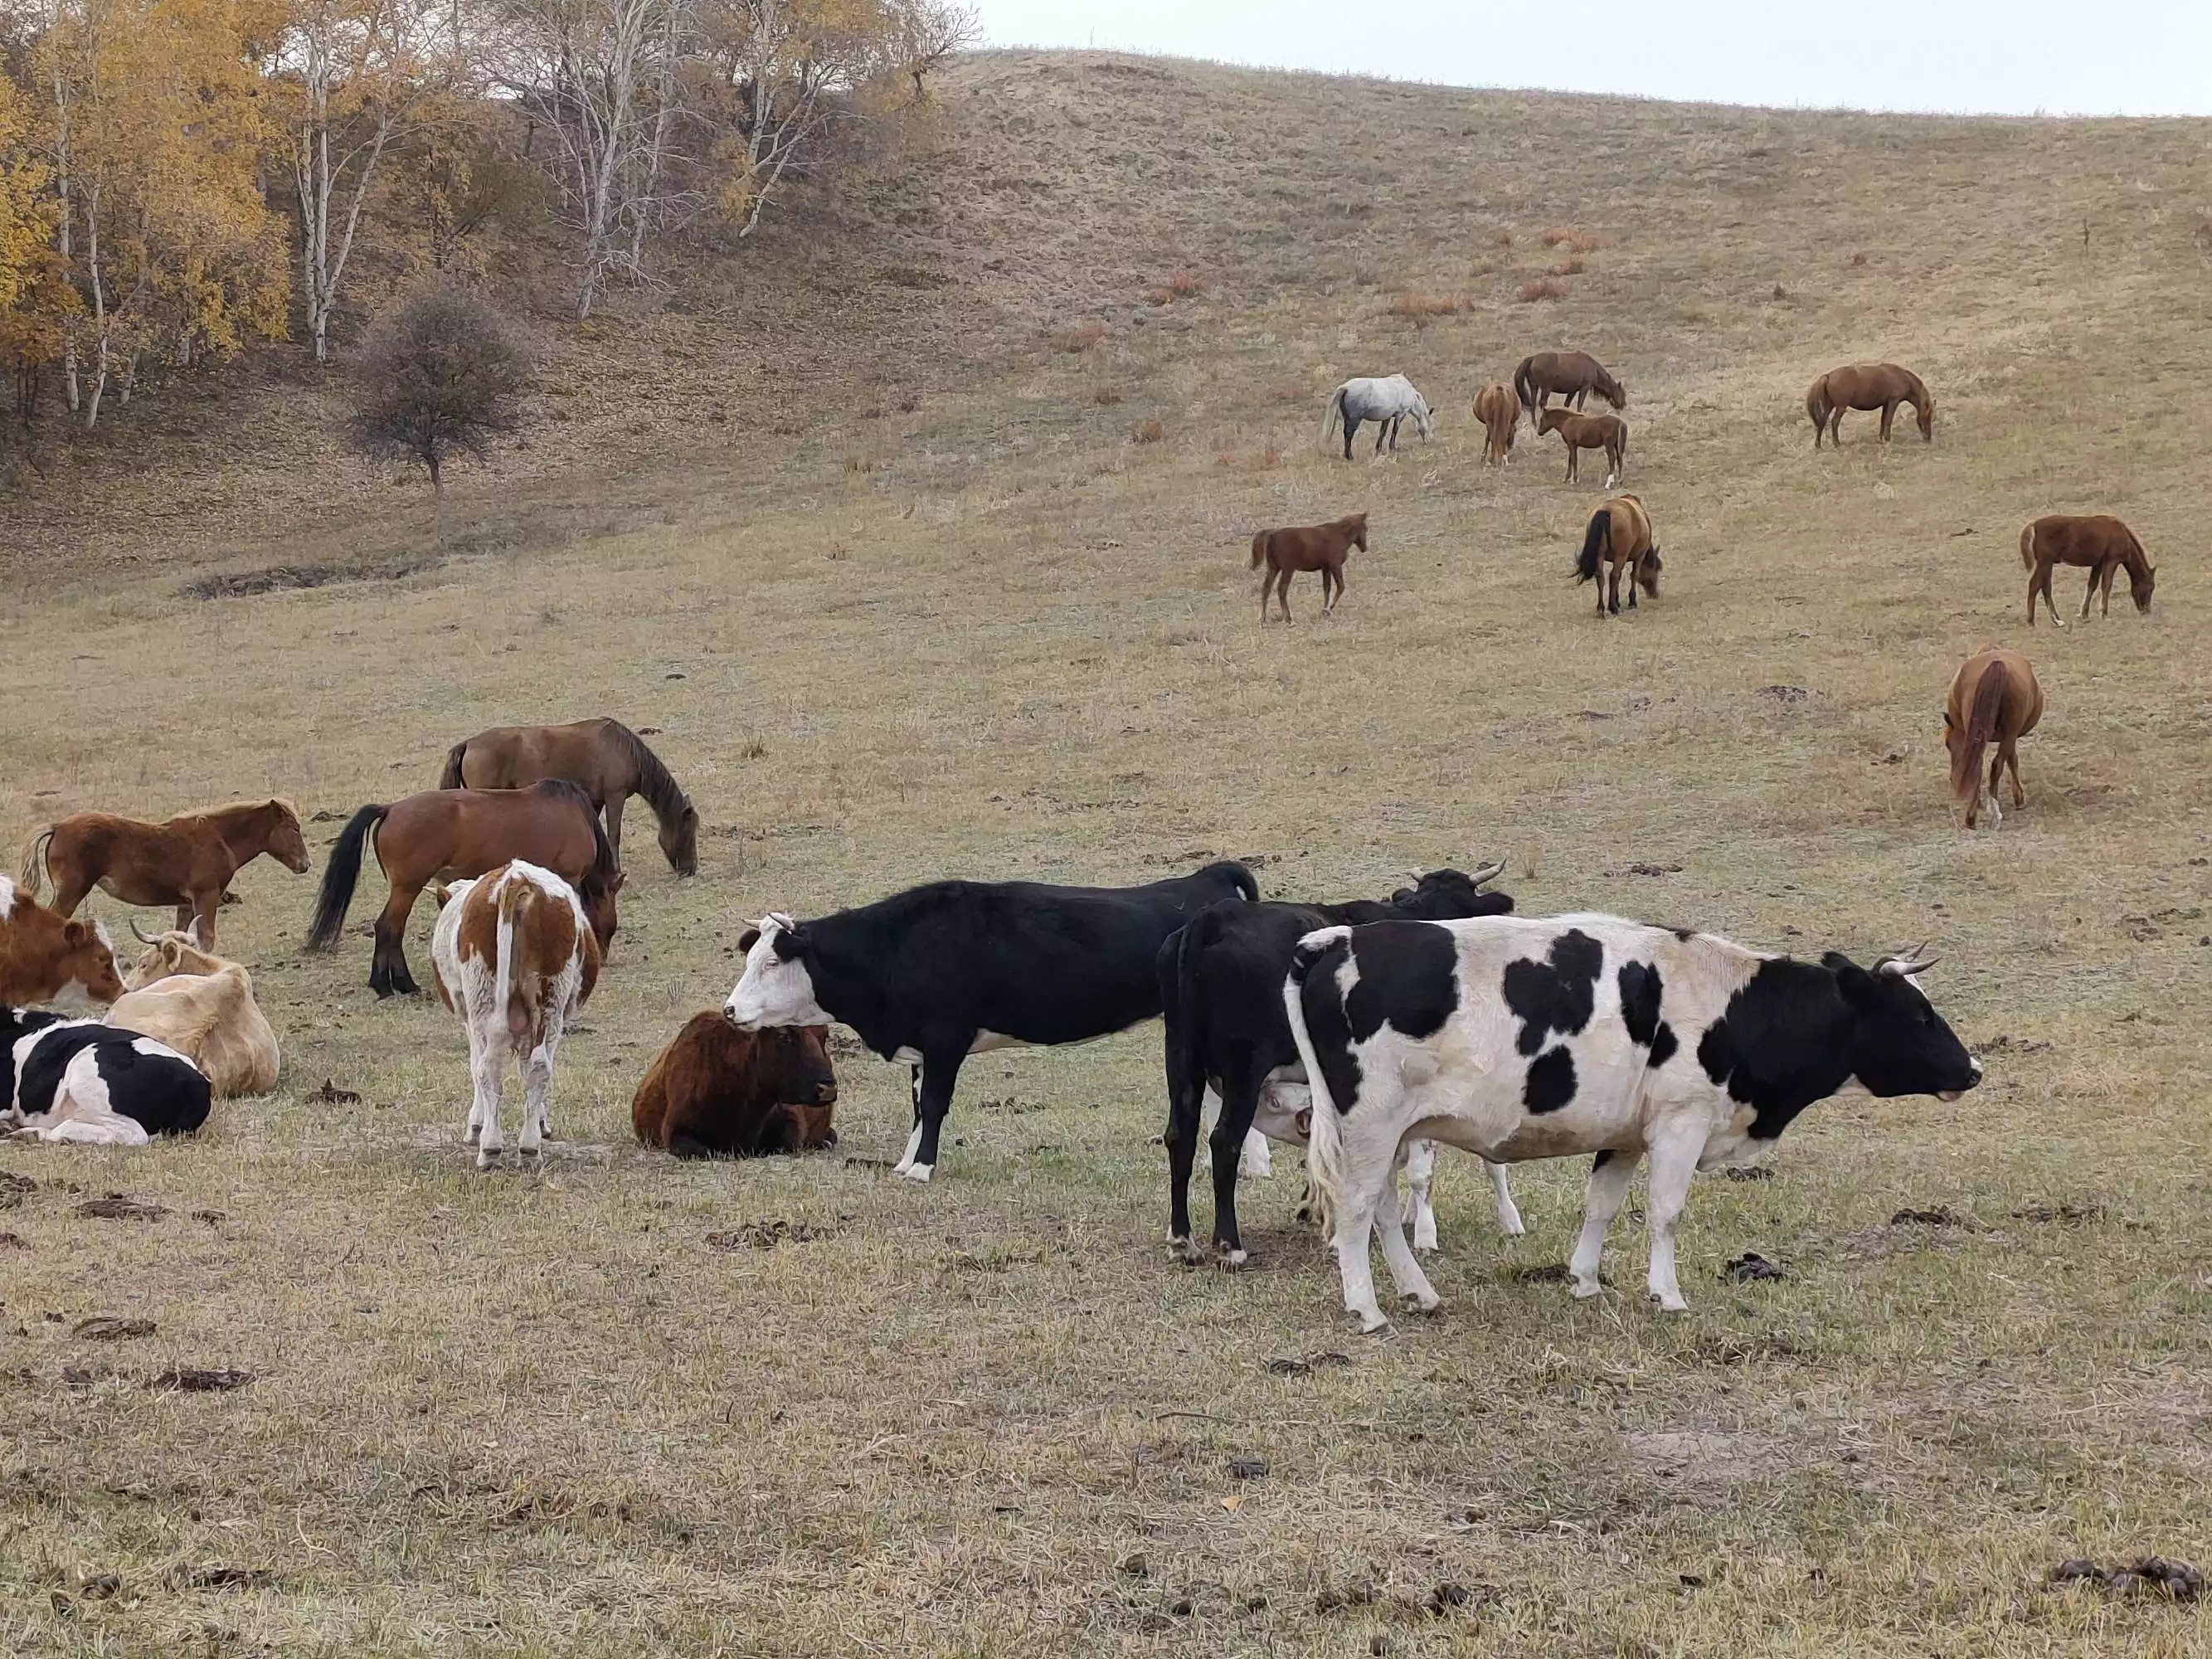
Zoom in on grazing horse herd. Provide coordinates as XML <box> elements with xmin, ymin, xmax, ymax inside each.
<box><xmin>0</xmin><ymin>338</ymin><xmax>2169</xmax><ymax>1332</ymax></box>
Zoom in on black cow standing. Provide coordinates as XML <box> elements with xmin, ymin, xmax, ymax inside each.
<box><xmin>2</xmin><ymin>1007</ymin><xmax>211</xmax><ymax>1141</ymax></box>
<box><xmin>724</xmin><ymin>861</ymin><xmax>1257</xmax><ymax>1182</ymax></box>
<box><xmin>1158</xmin><ymin>864</ymin><xmax>1517</xmax><ymax>1266</ymax></box>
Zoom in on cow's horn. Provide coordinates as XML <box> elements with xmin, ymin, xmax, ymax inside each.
<box><xmin>1470</xmin><ymin>859</ymin><xmax>1506</xmax><ymax>887</ymax></box>
<box><xmin>129</xmin><ymin>917</ymin><xmax>158</xmax><ymax>945</ymax></box>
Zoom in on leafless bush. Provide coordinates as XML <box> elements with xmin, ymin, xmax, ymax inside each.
<box><xmin>1054</xmin><ymin>322</ymin><xmax>1107</xmax><ymax>353</ymax></box>
<box><xmin>1517</xmin><ymin>278</ymin><xmax>1567</xmax><ymax>303</ymax></box>
<box><xmin>1388</xmin><ymin>293</ymin><xmax>1463</xmax><ymax>323</ymax></box>
<box><xmin>1131</xmin><ymin>416</ymin><xmax>1165</xmax><ymax>444</ymax></box>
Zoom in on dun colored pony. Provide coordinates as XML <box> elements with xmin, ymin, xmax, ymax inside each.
<box><xmin>1514</xmin><ymin>351</ymin><xmax>1626</xmax><ymax>423</ymax></box>
<box><xmin>1806</xmin><ymin>363</ymin><xmax>1933</xmax><ymax>447</ymax></box>
<box><xmin>1944</xmin><ymin>649</ymin><xmax>2043</xmax><ymax>830</ymax></box>
<box><xmin>1252</xmin><ymin>513</ymin><xmax>1367</xmax><ymax>622</ymax></box>
<box><xmin>1538</xmin><ymin>408</ymin><xmax>1627</xmax><ymax>485</ymax></box>
<box><xmin>1472</xmin><ymin>382</ymin><xmax>1519</xmax><ymax>465</ymax></box>
<box><xmin>2020</xmin><ymin>514</ymin><xmax>2155</xmax><ymax>627</ymax></box>
<box><xmin>19</xmin><ymin>800</ymin><xmax>309</xmax><ymax>947</ymax></box>
<box><xmin>1573</xmin><ymin>494</ymin><xmax>1661</xmax><ymax>617</ymax></box>
<box><xmin>305</xmin><ymin>779</ymin><xmax>622</xmax><ymax>997</ymax></box>
<box><xmin>440</xmin><ymin>717</ymin><xmax>698</xmax><ymax>876</ymax></box>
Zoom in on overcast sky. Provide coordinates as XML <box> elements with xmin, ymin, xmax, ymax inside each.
<box><xmin>970</xmin><ymin>2</ymin><xmax>2212</xmax><ymax>117</ymax></box>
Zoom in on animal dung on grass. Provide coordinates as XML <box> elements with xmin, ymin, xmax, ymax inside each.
<box><xmin>1721</xmin><ymin>1252</ymin><xmax>1786</xmax><ymax>1282</ymax></box>
<box><xmin>71</xmin><ymin>1316</ymin><xmax>157</xmax><ymax>1340</ymax></box>
<box><xmin>2048</xmin><ymin>1556</ymin><xmax>2204</xmax><ymax>1603</ymax></box>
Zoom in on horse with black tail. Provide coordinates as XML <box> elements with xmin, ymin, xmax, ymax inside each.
<box><xmin>1573</xmin><ymin>494</ymin><xmax>1660</xmax><ymax>617</ymax></box>
<box><xmin>1320</xmin><ymin>376</ymin><xmax>1435</xmax><ymax>460</ymax></box>
<box><xmin>440</xmin><ymin>717</ymin><xmax>698</xmax><ymax>875</ymax></box>
<box><xmin>306</xmin><ymin>779</ymin><xmax>624</xmax><ymax>996</ymax></box>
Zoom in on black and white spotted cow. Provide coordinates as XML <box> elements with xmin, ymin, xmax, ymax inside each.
<box><xmin>1158</xmin><ymin>864</ymin><xmax>1522</xmax><ymax>1267</ymax></box>
<box><xmin>3</xmin><ymin>1006</ymin><xmax>212</xmax><ymax>1145</ymax></box>
<box><xmin>724</xmin><ymin>861</ymin><xmax>1257</xmax><ymax>1183</ymax></box>
<box><xmin>1285</xmin><ymin>913</ymin><xmax>1981</xmax><ymax>1332</ymax></box>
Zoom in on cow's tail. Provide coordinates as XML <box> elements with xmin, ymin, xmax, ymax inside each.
<box><xmin>438</xmin><ymin>740</ymin><xmax>469</xmax><ymax>791</ymax></box>
<box><xmin>1159</xmin><ymin>919</ymin><xmax>1209</xmax><ymax>1158</ymax></box>
<box><xmin>17</xmin><ymin>826</ymin><xmax>52</xmax><ymax>898</ymax></box>
<box><xmin>1953</xmin><ymin>660</ymin><xmax>2008</xmax><ymax>802</ymax></box>
<box><xmin>1284</xmin><ymin>926</ymin><xmax>1353</xmax><ymax>1236</ymax></box>
<box><xmin>494</xmin><ymin>874</ymin><xmax>523</xmax><ymax>1041</ymax></box>
<box><xmin>1250</xmin><ymin>530</ymin><xmax>1270</xmax><ymax>571</ymax></box>
<box><xmin>2018</xmin><ymin>522</ymin><xmax>2037</xmax><ymax>572</ymax></box>
<box><xmin>1575</xmin><ymin>509</ymin><xmax>1610</xmax><ymax>584</ymax></box>
<box><xmin>1319</xmin><ymin>385</ymin><xmax>1344</xmax><ymax>450</ymax></box>
<box><xmin>304</xmin><ymin>804</ymin><xmax>386</xmax><ymax>951</ymax></box>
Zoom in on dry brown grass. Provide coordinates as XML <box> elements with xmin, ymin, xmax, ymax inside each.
<box><xmin>1386</xmin><ymin>293</ymin><xmax>1466</xmax><ymax>323</ymax></box>
<box><xmin>1053</xmin><ymin>320</ymin><xmax>1108</xmax><ymax>353</ymax></box>
<box><xmin>1131</xmin><ymin>416</ymin><xmax>1166</xmax><ymax>445</ymax></box>
<box><xmin>4</xmin><ymin>50</ymin><xmax>2212</xmax><ymax>1657</ymax></box>
<box><xmin>1518</xmin><ymin>276</ymin><xmax>1569</xmax><ymax>302</ymax></box>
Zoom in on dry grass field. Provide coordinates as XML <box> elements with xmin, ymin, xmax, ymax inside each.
<box><xmin>5</xmin><ymin>51</ymin><xmax>2212</xmax><ymax>1657</ymax></box>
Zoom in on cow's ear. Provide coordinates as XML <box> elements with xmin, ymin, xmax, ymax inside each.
<box><xmin>737</xmin><ymin>927</ymin><xmax>761</xmax><ymax>954</ymax></box>
<box><xmin>772</xmin><ymin>924</ymin><xmax>806</xmax><ymax>960</ymax></box>
<box><xmin>1823</xmin><ymin>951</ymin><xmax>1879</xmax><ymax>1010</ymax></box>
<box><xmin>62</xmin><ymin>920</ymin><xmax>89</xmax><ymax>944</ymax></box>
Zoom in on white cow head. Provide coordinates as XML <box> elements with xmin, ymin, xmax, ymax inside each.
<box><xmin>725</xmin><ymin>914</ymin><xmax>830</xmax><ymax>1029</ymax></box>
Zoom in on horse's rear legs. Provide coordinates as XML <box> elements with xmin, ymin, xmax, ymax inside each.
<box><xmin>1995</xmin><ymin>742</ymin><xmax>2026</xmax><ymax>809</ymax></box>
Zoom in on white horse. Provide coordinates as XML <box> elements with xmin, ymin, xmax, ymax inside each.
<box><xmin>1320</xmin><ymin>375</ymin><xmax>1435</xmax><ymax>460</ymax></box>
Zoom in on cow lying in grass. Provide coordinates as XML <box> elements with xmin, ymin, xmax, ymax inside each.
<box><xmin>3</xmin><ymin>1007</ymin><xmax>211</xmax><ymax>1144</ymax></box>
<box><xmin>431</xmin><ymin>862</ymin><xmax>600</xmax><ymax>1170</ymax></box>
<box><xmin>632</xmin><ymin>1012</ymin><xmax>838</xmax><ymax>1158</ymax></box>
<box><xmin>0</xmin><ymin>875</ymin><xmax>123</xmax><ymax>1011</ymax></box>
<box><xmin>108</xmin><ymin>924</ymin><xmax>279</xmax><ymax>1098</ymax></box>
<box><xmin>1287</xmin><ymin>913</ymin><xmax>1981</xmax><ymax>1332</ymax></box>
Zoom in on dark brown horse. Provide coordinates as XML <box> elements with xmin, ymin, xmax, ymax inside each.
<box><xmin>1573</xmin><ymin>494</ymin><xmax>1660</xmax><ymax>617</ymax></box>
<box><xmin>2020</xmin><ymin>514</ymin><xmax>2155</xmax><ymax>627</ymax></box>
<box><xmin>1538</xmin><ymin>408</ymin><xmax>1627</xmax><ymax>484</ymax></box>
<box><xmin>1944</xmin><ymin>649</ymin><xmax>2042</xmax><ymax>830</ymax></box>
<box><xmin>19</xmin><ymin>800</ymin><xmax>309</xmax><ymax>947</ymax></box>
<box><xmin>1252</xmin><ymin>513</ymin><xmax>1367</xmax><ymax>622</ymax></box>
<box><xmin>440</xmin><ymin>718</ymin><xmax>698</xmax><ymax>875</ymax></box>
<box><xmin>1514</xmin><ymin>351</ymin><xmax>1626</xmax><ymax>424</ymax></box>
<box><xmin>305</xmin><ymin>779</ymin><xmax>622</xmax><ymax>997</ymax></box>
<box><xmin>1473</xmin><ymin>382</ymin><xmax>1519</xmax><ymax>465</ymax></box>
<box><xmin>1806</xmin><ymin>363</ymin><xmax>1932</xmax><ymax>447</ymax></box>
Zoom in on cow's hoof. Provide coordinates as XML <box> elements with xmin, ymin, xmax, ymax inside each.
<box><xmin>1649</xmin><ymin>1291</ymin><xmax>1689</xmax><ymax>1314</ymax></box>
<box><xmin>475</xmin><ymin>1153</ymin><xmax>498</xmax><ymax>1171</ymax></box>
<box><xmin>1402</xmin><ymin>1292</ymin><xmax>1441</xmax><ymax>1314</ymax></box>
<box><xmin>1355</xmin><ymin>1311</ymin><xmax>1393</xmax><ymax>1336</ymax></box>
<box><xmin>1570</xmin><ymin>1277</ymin><xmax>1602</xmax><ymax>1300</ymax></box>
<box><xmin>1217</xmin><ymin>1248</ymin><xmax>1248</xmax><ymax>1271</ymax></box>
<box><xmin>1500</xmin><ymin>1216</ymin><xmax>1527</xmax><ymax>1239</ymax></box>
<box><xmin>1167</xmin><ymin>1235</ymin><xmax>1202</xmax><ymax>1267</ymax></box>
<box><xmin>900</xmin><ymin>1162</ymin><xmax>934</xmax><ymax>1184</ymax></box>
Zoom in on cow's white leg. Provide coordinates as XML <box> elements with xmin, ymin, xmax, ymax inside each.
<box><xmin>1374</xmin><ymin>1161</ymin><xmax>1442</xmax><ymax>1313</ymax></box>
<box><xmin>1239</xmin><ymin>1125</ymin><xmax>1272</xmax><ymax>1180</ymax></box>
<box><xmin>1643</xmin><ymin>1127</ymin><xmax>1703</xmax><ymax>1313</ymax></box>
<box><xmin>1405</xmin><ymin>1139</ymin><xmax>1439</xmax><ymax>1253</ymax></box>
<box><xmin>518</xmin><ymin>1041</ymin><xmax>553</xmax><ymax>1158</ymax></box>
<box><xmin>470</xmin><ymin>1032</ymin><xmax>506</xmax><ymax>1170</ymax></box>
<box><xmin>894</xmin><ymin>1066</ymin><xmax>923</xmax><ymax>1173</ymax></box>
<box><xmin>1487</xmin><ymin>1159</ymin><xmax>1525</xmax><ymax>1238</ymax></box>
<box><xmin>1332</xmin><ymin>1186</ymin><xmax>1388</xmax><ymax>1335</ymax></box>
<box><xmin>1569</xmin><ymin>1149</ymin><xmax>1640</xmax><ymax>1297</ymax></box>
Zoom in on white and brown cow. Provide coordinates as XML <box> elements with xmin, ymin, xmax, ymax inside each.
<box><xmin>1286</xmin><ymin>912</ymin><xmax>1982</xmax><ymax>1333</ymax></box>
<box><xmin>431</xmin><ymin>861</ymin><xmax>601</xmax><ymax>1170</ymax></box>
<box><xmin>107</xmin><ymin>926</ymin><xmax>280</xmax><ymax>1098</ymax></box>
<box><xmin>0</xmin><ymin>876</ymin><xmax>124</xmax><ymax>1011</ymax></box>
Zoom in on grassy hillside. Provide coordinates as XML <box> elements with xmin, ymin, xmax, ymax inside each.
<box><xmin>2</xmin><ymin>51</ymin><xmax>2209</xmax><ymax>1657</ymax></box>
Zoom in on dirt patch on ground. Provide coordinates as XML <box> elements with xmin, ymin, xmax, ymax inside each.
<box><xmin>1623</xmin><ymin>1429</ymin><xmax>1792</xmax><ymax>1493</ymax></box>
<box><xmin>182</xmin><ymin>556</ymin><xmax>441</xmax><ymax>600</ymax></box>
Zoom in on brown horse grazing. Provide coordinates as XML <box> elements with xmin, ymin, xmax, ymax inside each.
<box><xmin>2020</xmin><ymin>514</ymin><xmax>2155</xmax><ymax>627</ymax></box>
<box><xmin>1537</xmin><ymin>408</ymin><xmax>1627</xmax><ymax>485</ymax></box>
<box><xmin>1514</xmin><ymin>351</ymin><xmax>1626</xmax><ymax>423</ymax></box>
<box><xmin>19</xmin><ymin>800</ymin><xmax>309</xmax><ymax>947</ymax></box>
<box><xmin>1252</xmin><ymin>513</ymin><xmax>1367</xmax><ymax>622</ymax></box>
<box><xmin>440</xmin><ymin>717</ymin><xmax>698</xmax><ymax>876</ymax></box>
<box><xmin>305</xmin><ymin>779</ymin><xmax>622</xmax><ymax>997</ymax></box>
<box><xmin>1573</xmin><ymin>494</ymin><xmax>1661</xmax><ymax>617</ymax></box>
<box><xmin>1944</xmin><ymin>649</ymin><xmax>2043</xmax><ymax>830</ymax></box>
<box><xmin>1472</xmin><ymin>382</ymin><xmax>1519</xmax><ymax>465</ymax></box>
<box><xmin>1806</xmin><ymin>363</ymin><xmax>1933</xmax><ymax>448</ymax></box>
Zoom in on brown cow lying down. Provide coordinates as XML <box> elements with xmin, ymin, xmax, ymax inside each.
<box><xmin>633</xmin><ymin>1012</ymin><xmax>838</xmax><ymax>1159</ymax></box>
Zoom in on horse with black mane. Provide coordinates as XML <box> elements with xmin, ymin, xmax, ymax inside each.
<box><xmin>306</xmin><ymin>779</ymin><xmax>623</xmax><ymax>996</ymax></box>
<box><xmin>1573</xmin><ymin>494</ymin><xmax>1660</xmax><ymax>616</ymax></box>
<box><xmin>440</xmin><ymin>718</ymin><xmax>698</xmax><ymax>875</ymax></box>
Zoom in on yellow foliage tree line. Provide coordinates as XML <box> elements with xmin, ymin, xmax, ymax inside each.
<box><xmin>0</xmin><ymin>0</ymin><xmax>974</xmax><ymax>436</ymax></box>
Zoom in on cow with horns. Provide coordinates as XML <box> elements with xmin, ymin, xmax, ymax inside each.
<box><xmin>1158</xmin><ymin>863</ymin><xmax>1521</xmax><ymax>1267</ymax></box>
<box><xmin>723</xmin><ymin>861</ymin><xmax>1258</xmax><ymax>1183</ymax></box>
<box><xmin>1285</xmin><ymin>914</ymin><xmax>1981</xmax><ymax>1333</ymax></box>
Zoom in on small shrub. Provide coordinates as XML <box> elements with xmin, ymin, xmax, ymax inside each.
<box><xmin>1257</xmin><ymin>440</ymin><xmax>1281</xmax><ymax>469</ymax></box>
<box><xmin>1543</xmin><ymin>228</ymin><xmax>1604</xmax><ymax>253</ymax></box>
<box><xmin>1145</xmin><ymin>286</ymin><xmax>1174</xmax><ymax>306</ymax></box>
<box><xmin>1167</xmin><ymin>268</ymin><xmax>1202</xmax><ymax>298</ymax></box>
<box><xmin>1091</xmin><ymin>385</ymin><xmax>1125</xmax><ymax>406</ymax></box>
<box><xmin>1550</xmin><ymin>257</ymin><xmax>1586</xmax><ymax>276</ymax></box>
<box><xmin>1387</xmin><ymin>293</ymin><xmax>1463</xmax><ymax>323</ymax></box>
<box><xmin>844</xmin><ymin>453</ymin><xmax>882</xmax><ymax>474</ymax></box>
<box><xmin>1771</xmin><ymin>283</ymin><xmax>1787</xmax><ymax>300</ymax></box>
<box><xmin>1213</xmin><ymin>450</ymin><xmax>1237</xmax><ymax>468</ymax></box>
<box><xmin>1517</xmin><ymin>278</ymin><xmax>1568</xmax><ymax>304</ymax></box>
<box><xmin>1131</xmin><ymin>417</ymin><xmax>1165</xmax><ymax>445</ymax></box>
<box><xmin>1492</xmin><ymin>230</ymin><xmax>1514</xmax><ymax>247</ymax></box>
<box><xmin>1540</xmin><ymin>228</ymin><xmax>1570</xmax><ymax>247</ymax></box>
<box><xmin>1850</xmin><ymin>251</ymin><xmax>1869</xmax><ymax>266</ymax></box>
<box><xmin>1053</xmin><ymin>321</ymin><xmax>1106</xmax><ymax>353</ymax></box>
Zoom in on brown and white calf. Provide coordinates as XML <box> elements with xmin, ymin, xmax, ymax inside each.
<box><xmin>431</xmin><ymin>861</ymin><xmax>601</xmax><ymax>1169</ymax></box>
<box><xmin>0</xmin><ymin>876</ymin><xmax>124</xmax><ymax>1010</ymax></box>
<box><xmin>108</xmin><ymin>925</ymin><xmax>280</xmax><ymax>1097</ymax></box>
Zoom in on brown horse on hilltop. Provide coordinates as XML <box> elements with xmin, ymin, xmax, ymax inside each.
<box><xmin>440</xmin><ymin>718</ymin><xmax>698</xmax><ymax>876</ymax></box>
<box><xmin>1473</xmin><ymin>382</ymin><xmax>1519</xmax><ymax>465</ymax></box>
<box><xmin>1944</xmin><ymin>649</ymin><xmax>2042</xmax><ymax>830</ymax></box>
<box><xmin>1252</xmin><ymin>513</ymin><xmax>1367</xmax><ymax>622</ymax></box>
<box><xmin>1806</xmin><ymin>363</ymin><xmax>1933</xmax><ymax>448</ymax></box>
<box><xmin>1573</xmin><ymin>494</ymin><xmax>1661</xmax><ymax>617</ymax></box>
<box><xmin>1514</xmin><ymin>351</ymin><xmax>1626</xmax><ymax>424</ymax></box>
<box><xmin>2020</xmin><ymin>514</ymin><xmax>2155</xmax><ymax>627</ymax></box>
<box><xmin>1538</xmin><ymin>408</ymin><xmax>1627</xmax><ymax>485</ymax></box>
<box><xmin>305</xmin><ymin>779</ymin><xmax>623</xmax><ymax>997</ymax></box>
<box><xmin>19</xmin><ymin>800</ymin><xmax>310</xmax><ymax>948</ymax></box>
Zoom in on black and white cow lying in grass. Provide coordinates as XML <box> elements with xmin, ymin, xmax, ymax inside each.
<box><xmin>1285</xmin><ymin>913</ymin><xmax>1981</xmax><ymax>1333</ymax></box>
<box><xmin>4</xmin><ymin>1006</ymin><xmax>212</xmax><ymax>1146</ymax></box>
